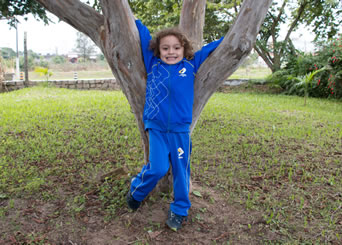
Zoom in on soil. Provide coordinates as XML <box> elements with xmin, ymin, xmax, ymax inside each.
<box><xmin>0</xmin><ymin>179</ymin><xmax>282</xmax><ymax>245</ymax></box>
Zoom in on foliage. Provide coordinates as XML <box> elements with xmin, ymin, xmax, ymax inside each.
<box><xmin>128</xmin><ymin>0</ymin><xmax>237</xmax><ymax>42</ymax></box>
<box><xmin>287</xmin><ymin>68</ymin><xmax>325</xmax><ymax>105</ymax></box>
<box><xmin>267</xmin><ymin>34</ymin><xmax>342</xmax><ymax>99</ymax></box>
<box><xmin>0</xmin><ymin>0</ymin><xmax>50</xmax><ymax>26</ymax></box>
<box><xmin>19</xmin><ymin>56</ymin><xmax>34</xmax><ymax>71</ymax></box>
<box><xmin>52</xmin><ymin>55</ymin><xmax>66</xmax><ymax>64</ymax></box>
<box><xmin>34</xmin><ymin>66</ymin><xmax>52</xmax><ymax>81</ymax></box>
<box><xmin>255</xmin><ymin>0</ymin><xmax>342</xmax><ymax>72</ymax></box>
<box><xmin>303</xmin><ymin>0</ymin><xmax>342</xmax><ymax>42</ymax></box>
<box><xmin>128</xmin><ymin>0</ymin><xmax>182</xmax><ymax>34</ymax></box>
<box><xmin>0</xmin><ymin>47</ymin><xmax>16</xmax><ymax>59</ymax></box>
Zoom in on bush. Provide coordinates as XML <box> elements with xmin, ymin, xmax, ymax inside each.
<box><xmin>267</xmin><ymin>34</ymin><xmax>342</xmax><ymax>99</ymax></box>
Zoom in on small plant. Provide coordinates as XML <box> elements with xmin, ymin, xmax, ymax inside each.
<box><xmin>34</xmin><ymin>66</ymin><xmax>53</xmax><ymax>82</ymax></box>
<box><xmin>287</xmin><ymin>67</ymin><xmax>325</xmax><ymax>105</ymax></box>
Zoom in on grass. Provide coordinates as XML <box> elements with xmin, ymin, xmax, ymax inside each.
<box><xmin>0</xmin><ymin>86</ymin><xmax>341</xmax><ymax>243</ymax></box>
<box><xmin>27</xmin><ymin>66</ymin><xmax>271</xmax><ymax>80</ymax></box>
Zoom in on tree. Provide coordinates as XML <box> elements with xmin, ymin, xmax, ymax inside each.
<box><xmin>0</xmin><ymin>48</ymin><xmax>16</xmax><ymax>59</ymax></box>
<box><xmin>5</xmin><ymin>0</ymin><xmax>272</xmax><ymax>188</ymax></box>
<box><xmin>255</xmin><ymin>0</ymin><xmax>342</xmax><ymax>72</ymax></box>
<box><xmin>128</xmin><ymin>0</ymin><xmax>238</xmax><ymax>44</ymax></box>
<box><xmin>74</xmin><ymin>32</ymin><xmax>96</xmax><ymax>61</ymax></box>
<box><xmin>129</xmin><ymin>0</ymin><xmax>342</xmax><ymax>73</ymax></box>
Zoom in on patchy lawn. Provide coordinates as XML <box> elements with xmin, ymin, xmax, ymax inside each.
<box><xmin>0</xmin><ymin>86</ymin><xmax>341</xmax><ymax>244</ymax></box>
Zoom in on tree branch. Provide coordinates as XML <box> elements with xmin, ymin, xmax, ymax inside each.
<box><xmin>191</xmin><ymin>0</ymin><xmax>272</xmax><ymax>132</ymax></box>
<box><xmin>280</xmin><ymin>0</ymin><xmax>308</xmax><ymax>57</ymax></box>
<box><xmin>254</xmin><ymin>43</ymin><xmax>273</xmax><ymax>71</ymax></box>
<box><xmin>34</xmin><ymin>0</ymin><xmax>103</xmax><ymax>47</ymax></box>
<box><xmin>179</xmin><ymin>0</ymin><xmax>206</xmax><ymax>51</ymax></box>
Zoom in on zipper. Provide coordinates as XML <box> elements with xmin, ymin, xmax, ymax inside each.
<box><xmin>167</xmin><ymin>73</ymin><xmax>172</xmax><ymax>132</ymax></box>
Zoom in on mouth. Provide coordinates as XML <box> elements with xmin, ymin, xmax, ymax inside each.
<box><xmin>166</xmin><ymin>56</ymin><xmax>178</xmax><ymax>60</ymax></box>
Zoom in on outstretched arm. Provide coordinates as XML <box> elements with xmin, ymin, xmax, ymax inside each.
<box><xmin>193</xmin><ymin>38</ymin><xmax>224</xmax><ymax>73</ymax></box>
<box><xmin>135</xmin><ymin>20</ymin><xmax>154</xmax><ymax>72</ymax></box>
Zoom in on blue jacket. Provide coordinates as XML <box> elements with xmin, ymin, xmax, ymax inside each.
<box><xmin>136</xmin><ymin>20</ymin><xmax>223</xmax><ymax>132</ymax></box>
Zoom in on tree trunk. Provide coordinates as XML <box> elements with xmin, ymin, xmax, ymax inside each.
<box><xmin>179</xmin><ymin>0</ymin><xmax>206</xmax><ymax>51</ymax></box>
<box><xmin>34</xmin><ymin>0</ymin><xmax>272</xmax><ymax>192</ymax></box>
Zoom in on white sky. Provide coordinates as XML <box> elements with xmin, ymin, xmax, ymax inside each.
<box><xmin>0</xmin><ymin>14</ymin><xmax>78</xmax><ymax>55</ymax></box>
<box><xmin>0</xmin><ymin>12</ymin><xmax>316</xmax><ymax>56</ymax></box>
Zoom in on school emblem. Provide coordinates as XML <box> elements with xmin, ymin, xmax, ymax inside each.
<box><xmin>179</xmin><ymin>68</ymin><xmax>187</xmax><ymax>77</ymax></box>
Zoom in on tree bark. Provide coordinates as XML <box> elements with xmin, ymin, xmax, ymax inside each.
<box><xmin>179</xmin><ymin>0</ymin><xmax>206</xmax><ymax>51</ymax></box>
<box><xmin>192</xmin><ymin>0</ymin><xmax>272</xmax><ymax>132</ymax></box>
<box><xmin>34</xmin><ymin>0</ymin><xmax>272</xmax><ymax>192</ymax></box>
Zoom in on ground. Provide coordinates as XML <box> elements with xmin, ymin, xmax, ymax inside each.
<box><xmin>0</xmin><ymin>177</ymin><xmax>282</xmax><ymax>245</ymax></box>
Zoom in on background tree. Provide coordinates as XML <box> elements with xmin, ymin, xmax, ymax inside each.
<box><xmin>129</xmin><ymin>0</ymin><xmax>342</xmax><ymax>73</ymax></box>
<box><xmin>128</xmin><ymin>0</ymin><xmax>238</xmax><ymax>43</ymax></box>
<box><xmin>74</xmin><ymin>31</ymin><xmax>96</xmax><ymax>62</ymax></box>
<box><xmin>255</xmin><ymin>0</ymin><xmax>342</xmax><ymax>72</ymax></box>
<box><xmin>1</xmin><ymin>0</ymin><xmax>272</xmax><ymax>189</ymax></box>
<box><xmin>0</xmin><ymin>47</ymin><xmax>17</xmax><ymax>59</ymax></box>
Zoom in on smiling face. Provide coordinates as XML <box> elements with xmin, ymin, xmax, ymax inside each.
<box><xmin>159</xmin><ymin>35</ymin><xmax>184</xmax><ymax>65</ymax></box>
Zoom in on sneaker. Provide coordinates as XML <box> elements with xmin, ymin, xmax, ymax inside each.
<box><xmin>126</xmin><ymin>191</ymin><xmax>141</xmax><ymax>211</ymax></box>
<box><xmin>126</xmin><ymin>175</ymin><xmax>141</xmax><ymax>211</ymax></box>
<box><xmin>166</xmin><ymin>209</ymin><xmax>187</xmax><ymax>232</ymax></box>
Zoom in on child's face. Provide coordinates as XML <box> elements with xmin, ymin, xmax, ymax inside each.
<box><xmin>159</xmin><ymin>35</ymin><xmax>184</xmax><ymax>65</ymax></box>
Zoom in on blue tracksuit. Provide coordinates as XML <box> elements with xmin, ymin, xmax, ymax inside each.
<box><xmin>130</xmin><ymin>20</ymin><xmax>222</xmax><ymax>216</ymax></box>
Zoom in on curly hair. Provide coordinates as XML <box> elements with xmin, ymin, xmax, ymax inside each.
<box><xmin>149</xmin><ymin>27</ymin><xmax>194</xmax><ymax>60</ymax></box>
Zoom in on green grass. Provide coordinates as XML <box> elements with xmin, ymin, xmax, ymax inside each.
<box><xmin>0</xmin><ymin>86</ymin><xmax>341</xmax><ymax>243</ymax></box>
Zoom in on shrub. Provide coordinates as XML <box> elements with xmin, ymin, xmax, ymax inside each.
<box><xmin>267</xmin><ymin>34</ymin><xmax>342</xmax><ymax>99</ymax></box>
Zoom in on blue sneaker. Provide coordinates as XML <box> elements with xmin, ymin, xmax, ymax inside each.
<box><xmin>166</xmin><ymin>209</ymin><xmax>187</xmax><ymax>231</ymax></box>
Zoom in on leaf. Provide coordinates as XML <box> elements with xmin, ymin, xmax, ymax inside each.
<box><xmin>0</xmin><ymin>194</ymin><xmax>8</xmax><ymax>199</ymax></box>
<box><xmin>192</xmin><ymin>190</ymin><xmax>202</xmax><ymax>197</ymax></box>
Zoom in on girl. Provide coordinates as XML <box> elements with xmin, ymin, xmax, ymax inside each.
<box><xmin>127</xmin><ymin>19</ymin><xmax>222</xmax><ymax>231</ymax></box>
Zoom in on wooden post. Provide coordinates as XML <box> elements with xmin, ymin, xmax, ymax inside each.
<box><xmin>24</xmin><ymin>32</ymin><xmax>29</xmax><ymax>86</ymax></box>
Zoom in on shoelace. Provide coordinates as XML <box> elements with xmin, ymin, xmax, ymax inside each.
<box><xmin>170</xmin><ymin>212</ymin><xmax>183</xmax><ymax>224</ymax></box>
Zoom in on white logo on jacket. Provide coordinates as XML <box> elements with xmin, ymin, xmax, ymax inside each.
<box><xmin>179</xmin><ymin>68</ymin><xmax>187</xmax><ymax>77</ymax></box>
<box><xmin>178</xmin><ymin>147</ymin><xmax>184</xmax><ymax>159</ymax></box>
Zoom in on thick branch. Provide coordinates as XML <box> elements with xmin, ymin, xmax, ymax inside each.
<box><xmin>191</xmin><ymin>0</ymin><xmax>272</xmax><ymax>132</ymax></box>
<box><xmin>179</xmin><ymin>0</ymin><xmax>206</xmax><ymax>51</ymax></box>
<box><xmin>100</xmin><ymin>0</ymin><xmax>148</xmax><ymax>162</ymax></box>
<box><xmin>34</xmin><ymin>0</ymin><xmax>103</xmax><ymax>47</ymax></box>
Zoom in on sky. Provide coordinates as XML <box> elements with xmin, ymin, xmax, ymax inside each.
<box><xmin>0</xmin><ymin>14</ymin><xmax>78</xmax><ymax>55</ymax></box>
<box><xmin>0</xmin><ymin>12</ymin><xmax>316</xmax><ymax>56</ymax></box>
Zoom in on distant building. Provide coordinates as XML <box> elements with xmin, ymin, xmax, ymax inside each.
<box><xmin>67</xmin><ymin>53</ymin><xmax>78</xmax><ymax>63</ymax></box>
<box><xmin>89</xmin><ymin>54</ymin><xmax>97</xmax><ymax>62</ymax></box>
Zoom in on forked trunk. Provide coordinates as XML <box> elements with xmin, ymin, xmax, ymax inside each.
<box><xmin>34</xmin><ymin>0</ymin><xmax>272</xmax><ymax>193</ymax></box>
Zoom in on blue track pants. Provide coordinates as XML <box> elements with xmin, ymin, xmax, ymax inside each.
<box><xmin>130</xmin><ymin>129</ymin><xmax>191</xmax><ymax>216</ymax></box>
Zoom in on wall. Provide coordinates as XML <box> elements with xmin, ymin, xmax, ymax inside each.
<box><xmin>1</xmin><ymin>79</ymin><xmax>120</xmax><ymax>92</ymax></box>
<box><xmin>1</xmin><ymin>78</ymin><xmax>250</xmax><ymax>93</ymax></box>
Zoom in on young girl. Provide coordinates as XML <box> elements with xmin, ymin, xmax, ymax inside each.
<box><xmin>127</xmin><ymin>19</ymin><xmax>222</xmax><ymax>231</ymax></box>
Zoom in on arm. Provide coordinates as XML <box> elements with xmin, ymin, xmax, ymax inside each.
<box><xmin>135</xmin><ymin>20</ymin><xmax>154</xmax><ymax>72</ymax></box>
<box><xmin>193</xmin><ymin>37</ymin><xmax>224</xmax><ymax>73</ymax></box>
